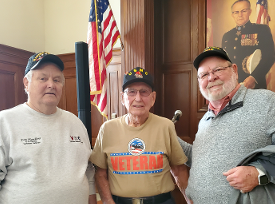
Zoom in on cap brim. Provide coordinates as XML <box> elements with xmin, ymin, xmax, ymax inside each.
<box><xmin>122</xmin><ymin>78</ymin><xmax>154</xmax><ymax>91</ymax></box>
<box><xmin>193</xmin><ymin>51</ymin><xmax>231</xmax><ymax>70</ymax></box>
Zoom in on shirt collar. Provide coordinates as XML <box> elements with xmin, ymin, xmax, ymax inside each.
<box><xmin>209</xmin><ymin>84</ymin><xmax>241</xmax><ymax>115</ymax></box>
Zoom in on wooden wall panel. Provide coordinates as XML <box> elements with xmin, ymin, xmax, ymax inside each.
<box><xmin>121</xmin><ymin>0</ymin><xmax>154</xmax><ymax>72</ymax></box>
<box><xmin>108</xmin><ymin>70</ymin><xmax>120</xmax><ymax>118</ymax></box>
<box><xmin>0</xmin><ymin>44</ymin><xmax>33</xmax><ymax>111</ymax></box>
<box><xmin>121</xmin><ymin>0</ymin><xmax>145</xmax><ymax>69</ymax></box>
<box><xmin>107</xmin><ymin>50</ymin><xmax>124</xmax><ymax>118</ymax></box>
<box><xmin>163</xmin><ymin>0</ymin><xmax>191</xmax><ymax>63</ymax></box>
<box><xmin>58</xmin><ymin>53</ymin><xmax>78</xmax><ymax>116</ymax></box>
<box><xmin>64</xmin><ymin>77</ymin><xmax>78</xmax><ymax>116</ymax></box>
<box><xmin>91</xmin><ymin>105</ymin><xmax>105</xmax><ymax>146</ymax></box>
<box><xmin>144</xmin><ymin>0</ymin><xmax>155</xmax><ymax>73</ymax></box>
<box><xmin>163</xmin><ymin>70</ymin><xmax>192</xmax><ymax>143</ymax></box>
<box><xmin>154</xmin><ymin>0</ymin><xmax>206</xmax><ymax>145</ymax></box>
<box><xmin>0</xmin><ymin>67</ymin><xmax>16</xmax><ymax>110</ymax></box>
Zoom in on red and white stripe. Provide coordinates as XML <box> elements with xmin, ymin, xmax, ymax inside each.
<box><xmin>256</xmin><ymin>1</ymin><xmax>270</xmax><ymax>25</ymax></box>
<box><xmin>87</xmin><ymin>1</ymin><xmax>120</xmax><ymax>118</ymax></box>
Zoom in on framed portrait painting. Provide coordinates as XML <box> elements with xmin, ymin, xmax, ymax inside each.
<box><xmin>206</xmin><ymin>0</ymin><xmax>275</xmax><ymax>91</ymax></box>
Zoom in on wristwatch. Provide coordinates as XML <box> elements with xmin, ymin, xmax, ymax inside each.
<box><xmin>257</xmin><ymin>168</ymin><xmax>269</xmax><ymax>185</ymax></box>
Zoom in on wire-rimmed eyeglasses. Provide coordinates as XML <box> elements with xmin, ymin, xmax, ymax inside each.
<box><xmin>197</xmin><ymin>66</ymin><xmax>231</xmax><ymax>80</ymax></box>
<box><xmin>124</xmin><ymin>88</ymin><xmax>152</xmax><ymax>97</ymax></box>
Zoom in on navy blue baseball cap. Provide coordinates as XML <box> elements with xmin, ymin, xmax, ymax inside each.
<box><xmin>25</xmin><ymin>52</ymin><xmax>64</xmax><ymax>75</ymax></box>
<box><xmin>193</xmin><ymin>47</ymin><xmax>232</xmax><ymax>69</ymax></box>
<box><xmin>122</xmin><ymin>67</ymin><xmax>154</xmax><ymax>91</ymax></box>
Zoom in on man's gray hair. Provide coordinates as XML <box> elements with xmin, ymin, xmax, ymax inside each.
<box><xmin>24</xmin><ymin>69</ymin><xmax>33</xmax><ymax>82</ymax></box>
<box><xmin>24</xmin><ymin>70</ymin><xmax>33</xmax><ymax>94</ymax></box>
<box><xmin>231</xmin><ymin>0</ymin><xmax>251</xmax><ymax>10</ymax></box>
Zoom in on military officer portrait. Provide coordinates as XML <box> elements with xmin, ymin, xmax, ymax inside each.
<box><xmin>208</xmin><ymin>0</ymin><xmax>275</xmax><ymax>91</ymax></box>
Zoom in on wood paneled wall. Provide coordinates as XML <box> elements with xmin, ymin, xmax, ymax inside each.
<box><xmin>106</xmin><ymin>50</ymin><xmax>124</xmax><ymax>118</ymax></box>
<box><xmin>0</xmin><ymin>44</ymin><xmax>33</xmax><ymax>111</ymax></box>
<box><xmin>154</xmin><ymin>0</ymin><xmax>207</xmax><ymax>144</ymax></box>
<box><xmin>121</xmin><ymin>0</ymin><xmax>155</xmax><ymax>74</ymax></box>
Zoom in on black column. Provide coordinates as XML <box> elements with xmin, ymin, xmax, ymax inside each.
<box><xmin>75</xmin><ymin>41</ymin><xmax>92</xmax><ymax>142</ymax></box>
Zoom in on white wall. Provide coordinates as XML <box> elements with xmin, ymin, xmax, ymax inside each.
<box><xmin>0</xmin><ymin>0</ymin><xmax>45</xmax><ymax>52</ymax></box>
<box><xmin>0</xmin><ymin>0</ymin><xmax>121</xmax><ymax>54</ymax></box>
<box><xmin>44</xmin><ymin>0</ymin><xmax>91</xmax><ymax>54</ymax></box>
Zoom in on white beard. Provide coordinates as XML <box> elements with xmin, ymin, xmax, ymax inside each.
<box><xmin>200</xmin><ymin>72</ymin><xmax>238</xmax><ymax>101</ymax></box>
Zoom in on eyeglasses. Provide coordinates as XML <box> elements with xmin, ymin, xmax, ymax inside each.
<box><xmin>232</xmin><ymin>8</ymin><xmax>250</xmax><ymax>15</ymax></box>
<box><xmin>124</xmin><ymin>88</ymin><xmax>152</xmax><ymax>97</ymax></box>
<box><xmin>197</xmin><ymin>66</ymin><xmax>231</xmax><ymax>80</ymax></box>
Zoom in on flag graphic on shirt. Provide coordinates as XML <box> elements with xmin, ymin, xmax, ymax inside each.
<box><xmin>87</xmin><ymin>0</ymin><xmax>120</xmax><ymax>118</ymax></box>
<box><xmin>256</xmin><ymin>0</ymin><xmax>270</xmax><ymax>25</ymax></box>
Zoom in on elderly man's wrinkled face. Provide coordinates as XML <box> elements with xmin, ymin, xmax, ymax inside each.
<box><xmin>231</xmin><ymin>1</ymin><xmax>251</xmax><ymax>26</ymax></box>
<box><xmin>197</xmin><ymin>56</ymin><xmax>238</xmax><ymax>102</ymax></box>
<box><xmin>24</xmin><ymin>63</ymin><xmax>64</xmax><ymax>110</ymax></box>
<box><xmin>122</xmin><ymin>82</ymin><xmax>156</xmax><ymax>117</ymax></box>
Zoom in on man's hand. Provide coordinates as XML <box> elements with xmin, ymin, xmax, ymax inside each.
<box><xmin>223</xmin><ymin>166</ymin><xmax>259</xmax><ymax>193</ymax></box>
<box><xmin>242</xmin><ymin>76</ymin><xmax>256</xmax><ymax>89</ymax></box>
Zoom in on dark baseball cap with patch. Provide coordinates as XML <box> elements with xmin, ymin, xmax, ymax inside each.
<box><xmin>25</xmin><ymin>52</ymin><xmax>64</xmax><ymax>75</ymax></box>
<box><xmin>193</xmin><ymin>47</ymin><xmax>232</xmax><ymax>69</ymax></box>
<box><xmin>122</xmin><ymin>67</ymin><xmax>154</xmax><ymax>91</ymax></box>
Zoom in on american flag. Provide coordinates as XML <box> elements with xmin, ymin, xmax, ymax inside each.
<box><xmin>87</xmin><ymin>0</ymin><xmax>120</xmax><ymax>118</ymax></box>
<box><xmin>256</xmin><ymin>0</ymin><xmax>270</xmax><ymax>25</ymax></box>
<box><xmin>255</xmin><ymin>0</ymin><xmax>273</xmax><ymax>90</ymax></box>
